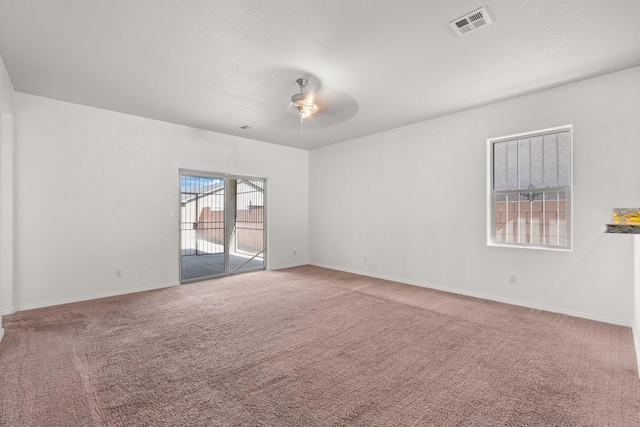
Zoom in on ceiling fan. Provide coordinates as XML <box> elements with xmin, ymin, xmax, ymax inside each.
<box><xmin>287</xmin><ymin>78</ymin><xmax>318</xmax><ymax>132</ymax></box>
<box><xmin>281</xmin><ymin>75</ymin><xmax>359</xmax><ymax>133</ymax></box>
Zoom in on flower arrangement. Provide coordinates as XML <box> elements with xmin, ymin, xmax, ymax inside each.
<box><xmin>612</xmin><ymin>208</ymin><xmax>640</xmax><ymax>223</ymax></box>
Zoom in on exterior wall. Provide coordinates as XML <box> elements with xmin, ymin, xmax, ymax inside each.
<box><xmin>187</xmin><ymin>208</ymin><xmax>264</xmax><ymax>254</ymax></box>
<box><xmin>495</xmin><ymin>200</ymin><xmax>567</xmax><ymax>246</ymax></box>
<box><xmin>181</xmin><ymin>182</ymin><xmax>265</xmax><ymax>255</ymax></box>
<box><xmin>310</xmin><ymin>66</ymin><xmax>640</xmax><ymax>325</ymax></box>
<box><xmin>13</xmin><ymin>93</ymin><xmax>309</xmax><ymax>310</ymax></box>
<box><xmin>235</xmin><ymin>208</ymin><xmax>264</xmax><ymax>254</ymax></box>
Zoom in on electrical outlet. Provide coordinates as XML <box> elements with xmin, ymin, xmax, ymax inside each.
<box><xmin>293</xmin><ymin>250</ymin><xmax>297</xmax><ymax>256</ymax></box>
<box><xmin>116</xmin><ymin>269</ymin><xmax>123</xmax><ymax>277</ymax></box>
<box><xmin>509</xmin><ymin>275</ymin><xmax>517</xmax><ymax>284</ymax></box>
<box><xmin>363</xmin><ymin>255</ymin><xmax>368</xmax><ymax>262</ymax></box>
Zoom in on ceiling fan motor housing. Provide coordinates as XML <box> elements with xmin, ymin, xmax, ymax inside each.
<box><xmin>289</xmin><ymin>80</ymin><xmax>318</xmax><ymax>118</ymax></box>
<box><xmin>290</xmin><ymin>93</ymin><xmax>307</xmax><ymax>106</ymax></box>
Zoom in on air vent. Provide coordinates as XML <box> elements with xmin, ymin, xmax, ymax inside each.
<box><xmin>450</xmin><ymin>6</ymin><xmax>493</xmax><ymax>37</ymax></box>
<box><xmin>239</xmin><ymin>124</ymin><xmax>254</xmax><ymax>131</ymax></box>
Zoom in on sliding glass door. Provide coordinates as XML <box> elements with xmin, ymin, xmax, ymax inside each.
<box><xmin>180</xmin><ymin>172</ymin><xmax>265</xmax><ymax>282</ymax></box>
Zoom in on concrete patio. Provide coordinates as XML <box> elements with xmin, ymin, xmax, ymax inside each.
<box><xmin>181</xmin><ymin>252</ymin><xmax>264</xmax><ymax>281</ymax></box>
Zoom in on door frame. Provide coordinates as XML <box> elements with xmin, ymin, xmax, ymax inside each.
<box><xmin>178</xmin><ymin>169</ymin><xmax>267</xmax><ymax>283</ymax></box>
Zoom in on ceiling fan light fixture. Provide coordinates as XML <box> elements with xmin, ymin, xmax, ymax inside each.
<box><xmin>287</xmin><ymin>79</ymin><xmax>318</xmax><ymax>127</ymax></box>
<box><xmin>290</xmin><ymin>93</ymin><xmax>318</xmax><ymax>118</ymax></box>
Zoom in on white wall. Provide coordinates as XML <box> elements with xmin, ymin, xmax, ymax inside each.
<box><xmin>310</xmin><ymin>66</ymin><xmax>640</xmax><ymax>325</ymax></box>
<box><xmin>0</xmin><ymin>53</ymin><xmax>15</xmax><ymax>340</ymax></box>
<box><xmin>1</xmin><ymin>114</ymin><xmax>13</xmax><ymax>315</ymax></box>
<box><xmin>13</xmin><ymin>93</ymin><xmax>309</xmax><ymax>310</ymax></box>
<box><xmin>0</xmin><ymin>55</ymin><xmax>13</xmax><ymax>114</ymax></box>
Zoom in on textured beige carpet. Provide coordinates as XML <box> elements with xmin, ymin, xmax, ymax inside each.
<box><xmin>1</xmin><ymin>265</ymin><xmax>639</xmax><ymax>426</ymax></box>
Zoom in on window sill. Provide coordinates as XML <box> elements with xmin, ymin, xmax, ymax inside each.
<box><xmin>488</xmin><ymin>242</ymin><xmax>572</xmax><ymax>251</ymax></box>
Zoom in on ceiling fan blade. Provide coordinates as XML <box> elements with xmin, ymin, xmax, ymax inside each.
<box><xmin>302</xmin><ymin>88</ymin><xmax>358</xmax><ymax>129</ymax></box>
<box><xmin>268</xmin><ymin>85</ymin><xmax>358</xmax><ymax>130</ymax></box>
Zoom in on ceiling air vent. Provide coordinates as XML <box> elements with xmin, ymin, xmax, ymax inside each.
<box><xmin>450</xmin><ymin>7</ymin><xmax>493</xmax><ymax>37</ymax></box>
<box><xmin>239</xmin><ymin>124</ymin><xmax>255</xmax><ymax>131</ymax></box>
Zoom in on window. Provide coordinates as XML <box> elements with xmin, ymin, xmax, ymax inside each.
<box><xmin>488</xmin><ymin>125</ymin><xmax>572</xmax><ymax>250</ymax></box>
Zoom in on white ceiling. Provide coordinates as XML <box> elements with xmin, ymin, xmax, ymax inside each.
<box><xmin>1</xmin><ymin>1</ymin><xmax>639</xmax><ymax>150</ymax></box>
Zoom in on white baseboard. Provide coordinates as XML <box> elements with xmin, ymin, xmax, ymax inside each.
<box><xmin>268</xmin><ymin>261</ymin><xmax>308</xmax><ymax>271</ymax></box>
<box><xmin>310</xmin><ymin>263</ymin><xmax>631</xmax><ymax>327</ymax></box>
<box><xmin>14</xmin><ymin>281</ymin><xmax>180</xmax><ymax>313</ymax></box>
<box><xmin>1</xmin><ymin>307</ymin><xmax>16</xmax><ymax>316</ymax></box>
<box><xmin>0</xmin><ymin>327</ymin><xmax>4</xmax><ymax>343</ymax></box>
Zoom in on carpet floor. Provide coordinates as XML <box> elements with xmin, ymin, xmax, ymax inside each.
<box><xmin>1</xmin><ymin>265</ymin><xmax>639</xmax><ymax>426</ymax></box>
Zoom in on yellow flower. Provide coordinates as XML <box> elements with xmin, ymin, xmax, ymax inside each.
<box><xmin>616</xmin><ymin>210</ymin><xmax>640</xmax><ymax>223</ymax></box>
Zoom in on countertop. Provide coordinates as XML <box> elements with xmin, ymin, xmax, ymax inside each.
<box><xmin>605</xmin><ymin>208</ymin><xmax>640</xmax><ymax>234</ymax></box>
<box><xmin>605</xmin><ymin>222</ymin><xmax>640</xmax><ymax>234</ymax></box>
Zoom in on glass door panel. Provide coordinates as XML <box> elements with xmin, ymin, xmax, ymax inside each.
<box><xmin>180</xmin><ymin>174</ymin><xmax>225</xmax><ymax>280</ymax></box>
<box><xmin>230</xmin><ymin>179</ymin><xmax>265</xmax><ymax>273</ymax></box>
